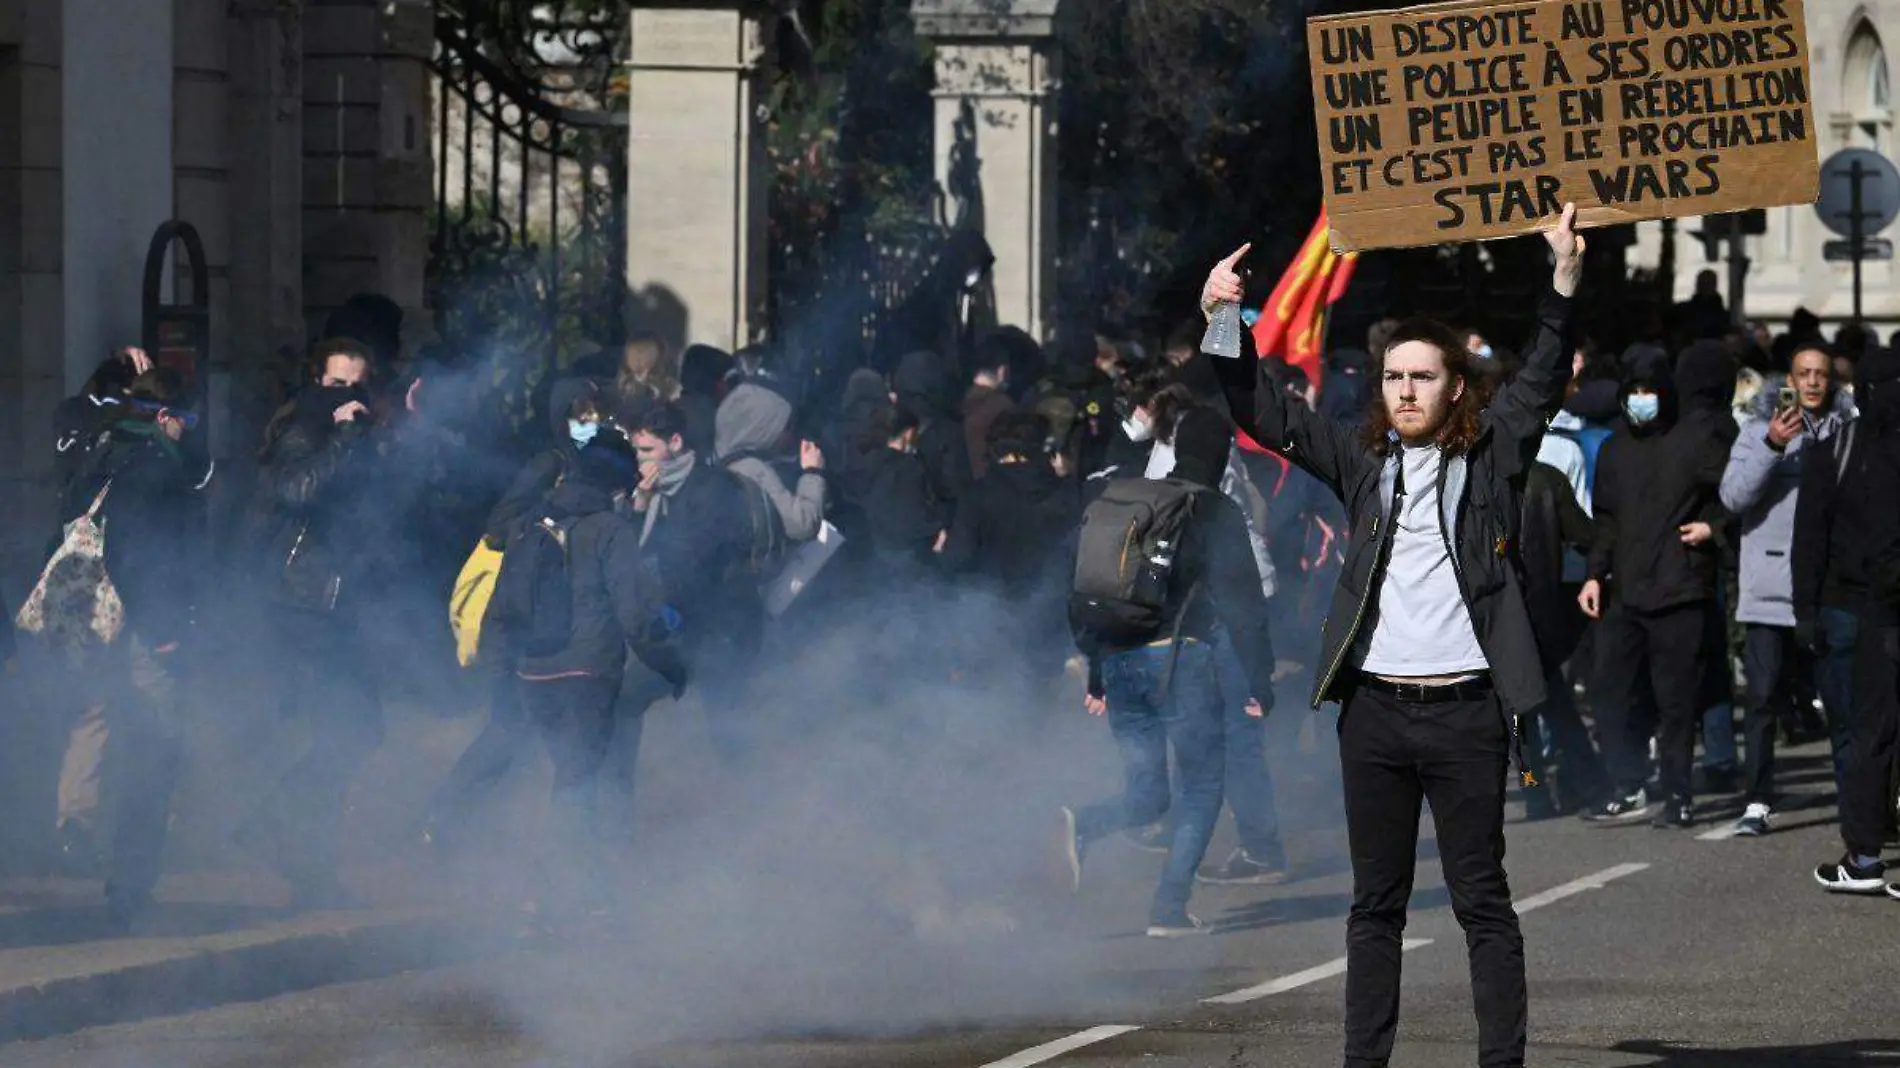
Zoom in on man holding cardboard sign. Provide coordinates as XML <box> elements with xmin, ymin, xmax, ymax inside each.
<box><xmin>1205</xmin><ymin>205</ymin><xmax>1585</xmax><ymax>1068</ymax></box>
<box><xmin>1310</xmin><ymin>0</ymin><xmax>1819</xmax><ymax>250</ymax></box>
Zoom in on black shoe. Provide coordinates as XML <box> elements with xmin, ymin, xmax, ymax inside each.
<box><xmin>1579</xmin><ymin>789</ymin><xmax>1655</xmax><ymax>826</ymax></box>
<box><xmin>1196</xmin><ymin>848</ymin><xmax>1291</xmax><ymax>886</ymax></box>
<box><xmin>1651</xmin><ymin>800</ymin><xmax>1694</xmax><ymax>829</ymax></box>
<box><xmin>1813</xmin><ymin>854</ymin><xmax>1887</xmax><ymax>894</ymax></box>
<box><xmin>55</xmin><ymin>821</ymin><xmax>102</xmax><ymax>877</ymax></box>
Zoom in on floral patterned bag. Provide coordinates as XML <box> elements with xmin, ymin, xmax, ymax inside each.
<box><xmin>15</xmin><ymin>483</ymin><xmax>124</xmax><ymax>647</ymax></box>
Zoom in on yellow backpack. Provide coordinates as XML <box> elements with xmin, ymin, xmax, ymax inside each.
<box><xmin>449</xmin><ymin>539</ymin><xmax>505</xmax><ymax>667</ymax></box>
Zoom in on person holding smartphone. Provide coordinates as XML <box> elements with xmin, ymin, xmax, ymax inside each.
<box><xmin>1719</xmin><ymin>343</ymin><xmax>1852</xmax><ymax>835</ymax></box>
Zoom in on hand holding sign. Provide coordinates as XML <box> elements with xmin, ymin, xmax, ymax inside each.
<box><xmin>1201</xmin><ymin>244</ymin><xmax>1251</xmax><ymax>320</ymax></box>
<box><xmin>1545</xmin><ymin>203</ymin><xmax>1586</xmax><ymax>297</ymax></box>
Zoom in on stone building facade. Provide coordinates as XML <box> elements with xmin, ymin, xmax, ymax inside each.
<box><xmin>0</xmin><ymin>0</ymin><xmax>433</xmax><ymax>579</ymax></box>
<box><xmin>1631</xmin><ymin>1</ymin><xmax>1897</xmax><ymax>332</ymax></box>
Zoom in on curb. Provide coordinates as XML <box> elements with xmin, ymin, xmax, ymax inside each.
<box><xmin>0</xmin><ymin>907</ymin><xmax>492</xmax><ymax>1042</ymax></box>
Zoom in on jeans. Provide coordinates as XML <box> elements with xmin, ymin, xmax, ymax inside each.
<box><xmin>1074</xmin><ymin>642</ymin><xmax>1225</xmax><ymax>926</ymax></box>
<box><xmin>1815</xmin><ymin>607</ymin><xmax>1860</xmax><ymax>790</ymax></box>
<box><xmin>1593</xmin><ymin>602</ymin><xmax>1709</xmax><ymax>802</ymax></box>
<box><xmin>1340</xmin><ymin>682</ymin><xmax>1525</xmax><ymax>1068</ymax></box>
<box><xmin>1211</xmin><ymin>627</ymin><xmax>1286</xmax><ymax>867</ymax></box>
<box><xmin>1840</xmin><ymin>622</ymin><xmax>1898</xmax><ymax>859</ymax></box>
<box><xmin>598</xmin><ymin>655</ymin><xmax>677</xmax><ymax>835</ymax></box>
<box><xmin>103</xmin><ymin>635</ymin><xmax>186</xmax><ymax>908</ymax></box>
<box><xmin>1740</xmin><ymin>625</ymin><xmax>1801</xmax><ymax>805</ymax></box>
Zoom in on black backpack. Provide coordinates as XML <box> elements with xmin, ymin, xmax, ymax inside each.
<box><xmin>1069</xmin><ymin>477</ymin><xmax>1203</xmax><ymax>645</ymax></box>
<box><xmin>486</xmin><ymin>512</ymin><xmax>577</xmax><ymax>658</ymax></box>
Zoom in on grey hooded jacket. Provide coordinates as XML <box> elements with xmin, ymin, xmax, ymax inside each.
<box><xmin>714</xmin><ymin>382</ymin><xmax>826</xmax><ymax>541</ymax></box>
<box><xmin>1719</xmin><ymin>379</ymin><xmax>1853</xmax><ymax>627</ymax></box>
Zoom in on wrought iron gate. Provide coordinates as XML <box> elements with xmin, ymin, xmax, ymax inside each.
<box><xmin>427</xmin><ymin>6</ymin><xmax>628</xmax><ymax>386</ymax></box>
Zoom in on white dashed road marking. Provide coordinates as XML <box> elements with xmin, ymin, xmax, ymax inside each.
<box><xmin>979</xmin><ymin>862</ymin><xmax>1651</xmax><ymax>1067</ymax></box>
<box><xmin>976</xmin><ymin>1025</ymin><xmax>1143</xmax><ymax>1068</ymax></box>
<box><xmin>1512</xmin><ymin>862</ymin><xmax>1651</xmax><ymax>913</ymax></box>
<box><xmin>1203</xmin><ymin>938</ymin><xmax>1434</xmax><ymax>1006</ymax></box>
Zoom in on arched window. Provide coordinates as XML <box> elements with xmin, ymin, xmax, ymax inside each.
<box><xmin>1844</xmin><ymin>23</ymin><xmax>1892</xmax><ymax>151</ymax></box>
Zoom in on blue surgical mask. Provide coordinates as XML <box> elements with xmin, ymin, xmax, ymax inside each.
<box><xmin>569</xmin><ymin>419</ymin><xmax>600</xmax><ymax>446</ymax></box>
<box><xmin>1625</xmin><ymin>394</ymin><xmax>1660</xmax><ymax>425</ymax></box>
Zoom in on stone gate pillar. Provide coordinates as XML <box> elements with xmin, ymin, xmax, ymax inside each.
<box><xmin>623</xmin><ymin>3</ymin><xmax>772</xmax><ymax>354</ymax></box>
<box><xmin>915</xmin><ymin>0</ymin><xmax>1061</xmax><ymax>343</ymax></box>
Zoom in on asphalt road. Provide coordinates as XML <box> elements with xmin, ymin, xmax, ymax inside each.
<box><xmin>2</xmin><ymin>725</ymin><xmax>1894</xmax><ymax>1068</ymax></box>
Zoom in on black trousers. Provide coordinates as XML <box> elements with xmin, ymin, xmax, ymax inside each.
<box><xmin>1740</xmin><ymin>625</ymin><xmax>1801</xmax><ymax>805</ymax></box>
<box><xmin>1340</xmin><ymin>684</ymin><xmax>1526</xmax><ymax>1068</ymax></box>
<box><xmin>1841</xmin><ymin>623</ymin><xmax>1900</xmax><ymax>858</ymax></box>
<box><xmin>1592</xmin><ymin>602</ymin><xmax>1709</xmax><ymax>802</ymax></box>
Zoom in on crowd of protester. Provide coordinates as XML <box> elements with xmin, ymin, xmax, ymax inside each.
<box><xmin>5</xmin><ymin>245</ymin><xmax>1900</xmax><ymax>952</ymax></box>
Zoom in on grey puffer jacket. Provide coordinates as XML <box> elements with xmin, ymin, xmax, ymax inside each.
<box><xmin>1719</xmin><ymin>380</ymin><xmax>1854</xmax><ymax>627</ymax></box>
<box><xmin>714</xmin><ymin>382</ymin><xmax>826</xmax><ymax>541</ymax></box>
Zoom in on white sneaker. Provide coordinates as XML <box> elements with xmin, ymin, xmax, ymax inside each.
<box><xmin>1734</xmin><ymin>803</ymin><xmax>1770</xmax><ymax>837</ymax></box>
<box><xmin>1146</xmin><ymin>914</ymin><xmax>1211</xmax><ymax>938</ymax></box>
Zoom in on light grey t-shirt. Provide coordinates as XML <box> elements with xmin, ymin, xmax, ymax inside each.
<box><xmin>1356</xmin><ymin>443</ymin><xmax>1490</xmax><ymax>677</ymax></box>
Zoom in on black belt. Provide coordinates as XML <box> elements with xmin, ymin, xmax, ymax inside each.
<box><xmin>1354</xmin><ymin>672</ymin><xmax>1494</xmax><ymax>704</ymax></box>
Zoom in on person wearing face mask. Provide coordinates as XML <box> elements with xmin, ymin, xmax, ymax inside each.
<box><xmin>238</xmin><ymin>338</ymin><xmax>389</xmax><ymax>910</ymax></box>
<box><xmin>1576</xmin><ymin>347</ymin><xmax>1735</xmax><ymax>829</ymax></box>
<box><xmin>419</xmin><ymin>379</ymin><xmax>615</xmax><ymax>854</ymax></box>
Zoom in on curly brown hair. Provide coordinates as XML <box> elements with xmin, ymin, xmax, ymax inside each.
<box><xmin>1357</xmin><ymin>318</ymin><xmax>1496</xmax><ymax>457</ymax></box>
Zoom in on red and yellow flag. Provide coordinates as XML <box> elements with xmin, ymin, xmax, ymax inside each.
<box><xmin>1249</xmin><ymin>209</ymin><xmax>1359</xmax><ymax>390</ymax></box>
<box><xmin>1236</xmin><ymin>210</ymin><xmax>1358</xmax><ymax>465</ymax></box>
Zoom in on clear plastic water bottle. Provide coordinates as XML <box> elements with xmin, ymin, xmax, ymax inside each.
<box><xmin>1201</xmin><ymin>300</ymin><xmax>1243</xmax><ymax>359</ymax></box>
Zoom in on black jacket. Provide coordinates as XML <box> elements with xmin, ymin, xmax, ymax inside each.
<box><xmin>894</xmin><ymin>350</ymin><xmax>973</xmax><ymax>506</ymax></box>
<box><xmin>858</xmin><ymin>447</ymin><xmax>951</xmax><ymax>573</ymax></box>
<box><xmin>250</xmin><ymin>401</ymin><xmax>378</xmax><ymax>616</ymax></box>
<box><xmin>1864</xmin><ymin>438</ymin><xmax>1900</xmax><ymax>621</ymax></box>
<box><xmin>1587</xmin><ymin>359</ymin><xmax>1732</xmax><ymax>612</ymax></box>
<box><xmin>636</xmin><ymin>458</ymin><xmax>760</xmax><ymax>651</ymax></box>
<box><xmin>515</xmin><ymin>480</ymin><xmax>682</xmax><ymax>685</ymax></box>
<box><xmin>1076</xmin><ymin>482</ymin><xmax>1278</xmax><ymax>708</ymax></box>
<box><xmin>85</xmin><ymin>428</ymin><xmax>199</xmax><ymax>647</ymax></box>
<box><xmin>1795</xmin><ymin>351</ymin><xmax>1900</xmax><ymax>624</ymax></box>
<box><xmin>1520</xmin><ymin>461</ymin><xmax>1594</xmax><ymax>671</ymax></box>
<box><xmin>940</xmin><ymin>459</ymin><xmax>1082</xmax><ymax>603</ymax></box>
<box><xmin>1216</xmin><ymin>287</ymin><xmax>1575</xmax><ymax>719</ymax></box>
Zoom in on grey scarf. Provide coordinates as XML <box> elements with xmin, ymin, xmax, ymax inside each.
<box><xmin>639</xmin><ymin>450</ymin><xmax>698</xmax><ymax>546</ymax></box>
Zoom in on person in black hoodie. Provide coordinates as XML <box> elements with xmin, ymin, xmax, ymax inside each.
<box><xmin>1061</xmin><ymin>406</ymin><xmax>1277</xmax><ymax>937</ymax></box>
<box><xmin>893</xmin><ymin>349</ymin><xmax>973</xmax><ymax>508</ymax></box>
<box><xmin>512</xmin><ymin>433</ymin><xmax>683</xmax><ymax>923</ymax></box>
<box><xmin>1806</xmin><ymin>347</ymin><xmax>1900</xmax><ymax>895</ymax></box>
<box><xmin>1577</xmin><ymin>344</ymin><xmax>1734</xmax><ymax>828</ymax></box>
<box><xmin>1516</xmin><ymin>460</ymin><xmax>1605</xmax><ymax>816</ymax></box>
<box><xmin>72</xmin><ymin>370</ymin><xmax>203</xmax><ymax>927</ymax></box>
<box><xmin>940</xmin><ymin>410</ymin><xmax>1083</xmax><ymax>668</ymax></box>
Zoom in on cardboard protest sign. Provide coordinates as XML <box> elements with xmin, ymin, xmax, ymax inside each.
<box><xmin>1308</xmin><ymin>0</ymin><xmax>1819</xmax><ymax>251</ymax></box>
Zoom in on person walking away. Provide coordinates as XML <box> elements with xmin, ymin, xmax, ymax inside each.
<box><xmin>1719</xmin><ymin>344</ymin><xmax>1850</xmax><ymax>836</ymax></box>
<box><xmin>1206</xmin><ymin>206</ymin><xmax>1586</xmax><ymax>1068</ymax></box>
<box><xmin>1061</xmin><ymin>406</ymin><xmax>1277</xmax><ymax>936</ymax></box>
<box><xmin>1575</xmin><ymin>346</ymin><xmax>1732</xmax><ymax>829</ymax></box>
<box><xmin>715</xmin><ymin>380</ymin><xmax>828</xmax><ymax>545</ymax></box>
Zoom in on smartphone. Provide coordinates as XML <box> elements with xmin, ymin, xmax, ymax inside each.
<box><xmin>1777</xmin><ymin>385</ymin><xmax>1797</xmax><ymax>412</ymax></box>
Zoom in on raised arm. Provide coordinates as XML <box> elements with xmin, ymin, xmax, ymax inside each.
<box><xmin>1203</xmin><ymin>245</ymin><xmax>1362</xmax><ymax>499</ymax></box>
<box><xmin>1486</xmin><ymin>205</ymin><xmax>1584</xmax><ymax>477</ymax></box>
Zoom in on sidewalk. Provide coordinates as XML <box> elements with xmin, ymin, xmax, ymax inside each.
<box><xmin>0</xmin><ymin>871</ymin><xmax>500</xmax><ymax>1043</ymax></box>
